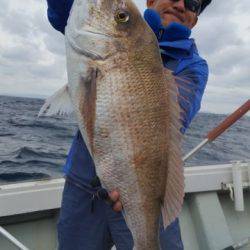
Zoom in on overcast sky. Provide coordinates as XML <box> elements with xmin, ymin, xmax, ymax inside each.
<box><xmin>0</xmin><ymin>0</ymin><xmax>249</xmax><ymax>114</ymax></box>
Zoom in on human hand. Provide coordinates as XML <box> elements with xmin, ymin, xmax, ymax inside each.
<box><xmin>144</xmin><ymin>8</ymin><xmax>162</xmax><ymax>40</ymax></box>
<box><xmin>109</xmin><ymin>190</ymin><xmax>123</xmax><ymax>212</ymax></box>
<box><xmin>90</xmin><ymin>177</ymin><xmax>123</xmax><ymax>212</ymax></box>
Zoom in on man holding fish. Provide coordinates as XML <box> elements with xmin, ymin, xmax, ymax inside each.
<box><xmin>45</xmin><ymin>0</ymin><xmax>212</xmax><ymax>249</ymax></box>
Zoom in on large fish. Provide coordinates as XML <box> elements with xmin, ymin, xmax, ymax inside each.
<box><xmin>39</xmin><ymin>0</ymin><xmax>185</xmax><ymax>248</ymax></box>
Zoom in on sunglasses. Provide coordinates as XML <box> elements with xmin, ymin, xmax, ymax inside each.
<box><xmin>171</xmin><ymin>0</ymin><xmax>202</xmax><ymax>15</ymax></box>
<box><xmin>185</xmin><ymin>0</ymin><xmax>202</xmax><ymax>14</ymax></box>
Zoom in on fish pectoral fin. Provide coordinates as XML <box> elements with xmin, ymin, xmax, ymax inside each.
<box><xmin>38</xmin><ymin>84</ymin><xmax>74</xmax><ymax>117</ymax></box>
<box><xmin>161</xmin><ymin>69</ymin><xmax>185</xmax><ymax>229</ymax></box>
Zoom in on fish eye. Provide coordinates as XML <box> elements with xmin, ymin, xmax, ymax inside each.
<box><xmin>115</xmin><ymin>10</ymin><xmax>130</xmax><ymax>23</ymax></box>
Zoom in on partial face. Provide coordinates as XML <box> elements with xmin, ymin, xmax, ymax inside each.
<box><xmin>147</xmin><ymin>0</ymin><xmax>198</xmax><ymax>29</ymax></box>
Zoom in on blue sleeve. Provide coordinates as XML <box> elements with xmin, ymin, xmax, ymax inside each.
<box><xmin>176</xmin><ymin>59</ymin><xmax>209</xmax><ymax>132</ymax></box>
<box><xmin>46</xmin><ymin>0</ymin><xmax>74</xmax><ymax>33</ymax></box>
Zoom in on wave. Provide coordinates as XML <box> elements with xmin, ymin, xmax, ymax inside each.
<box><xmin>0</xmin><ymin>172</ymin><xmax>51</xmax><ymax>183</ymax></box>
<box><xmin>12</xmin><ymin>146</ymin><xmax>66</xmax><ymax>160</ymax></box>
<box><xmin>0</xmin><ymin>133</ymin><xmax>15</xmax><ymax>137</ymax></box>
<box><xmin>7</xmin><ymin>118</ymin><xmax>70</xmax><ymax>131</ymax></box>
<box><xmin>0</xmin><ymin>159</ymin><xmax>62</xmax><ymax>167</ymax></box>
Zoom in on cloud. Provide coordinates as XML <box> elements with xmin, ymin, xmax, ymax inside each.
<box><xmin>0</xmin><ymin>0</ymin><xmax>66</xmax><ymax>98</ymax></box>
<box><xmin>192</xmin><ymin>0</ymin><xmax>250</xmax><ymax>114</ymax></box>
<box><xmin>0</xmin><ymin>0</ymin><xmax>249</xmax><ymax>115</ymax></box>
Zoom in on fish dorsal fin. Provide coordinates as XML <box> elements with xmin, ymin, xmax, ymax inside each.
<box><xmin>38</xmin><ymin>84</ymin><xmax>74</xmax><ymax>117</ymax></box>
<box><xmin>161</xmin><ymin>70</ymin><xmax>186</xmax><ymax>228</ymax></box>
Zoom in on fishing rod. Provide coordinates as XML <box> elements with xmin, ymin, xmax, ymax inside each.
<box><xmin>183</xmin><ymin>99</ymin><xmax>250</xmax><ymax>162</ymax></box>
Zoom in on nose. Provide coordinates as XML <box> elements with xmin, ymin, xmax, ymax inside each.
<box><xmin>171</xmin><ymin>0</ymin><xmax>185</xmax><ymax>12</ymax></box>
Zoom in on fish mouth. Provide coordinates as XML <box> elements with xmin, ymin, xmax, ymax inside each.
<box><xmin>65</xmin><ymin>28</ymin><xmax>113</xmax><ymax>60</ymax></box>
<box><xmin>84</xmin><ymin>28</ymin><xmax>113</xmax><ymax>38</ymax></box>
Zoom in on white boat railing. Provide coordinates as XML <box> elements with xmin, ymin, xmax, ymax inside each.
<box><xmin>0</xmin><ymin>162</ymin><xmax>250</xmax><ymax>218</ymax></box>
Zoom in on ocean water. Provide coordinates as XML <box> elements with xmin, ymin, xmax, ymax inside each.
<box><xmin>0</xmin><ymin>95</ymin><xmax>249</xmax><ymax>184</ymax></box>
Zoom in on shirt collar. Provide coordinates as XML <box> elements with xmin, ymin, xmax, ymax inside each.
<box><xmin>160</xmin><ymin>39</ymin><xmax>197</xmax><ymax>60</ymax></box>
<box><xmin>158</xmin><ymin>22</ymin><xmax>196</xmax><ymax>60</ymax></box>
<box><xmin>143</xmin><ymin>9</ymin><xmax>196</xmax><ymax>60</ymax></box>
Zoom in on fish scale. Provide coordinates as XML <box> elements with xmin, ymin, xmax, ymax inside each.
<box><xmin>93</xmin><ymin>59</ymin><xmax>169</xmax><ymax>249</ymax></box>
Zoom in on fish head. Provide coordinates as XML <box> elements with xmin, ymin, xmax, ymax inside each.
<box><xmin>65</xmin><ymin>0</ymin><xmax>156</xmax><ymax>60</ymax></box>
<box><xmin>64</xmin><ymin>0</ymin><xmax>161</xmax><ymax>159</ymax></box>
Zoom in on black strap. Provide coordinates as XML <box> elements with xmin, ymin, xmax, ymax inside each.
<box><xmin>65</xmin><ymin>175</ymin><xmax>114</xmax><ymax>213</ymax></box>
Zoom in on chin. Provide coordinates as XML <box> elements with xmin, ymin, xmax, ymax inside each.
<box><xmin>162</xmin><ymin>19</ymin><xmax>183</xmax><ymax>27</ymax></box>
<box><xmin>161</xmin><ymin>15</ymin><xmax>183</xmax><ymax>27</ymax></box>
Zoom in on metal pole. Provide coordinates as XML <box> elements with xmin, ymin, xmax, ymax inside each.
<box><xmin>0</xmin><ymin>226</ymin><xmax>30</xmax><ymax>250</ymax></box>
<box><xmin>182</xmin><ymin>138</ymin><xmax>208</xmax><ymax>162</ymax></box>
<box><xmin>232</xmin><ymin>162</ymin><xmax>244</xmax><ymax>211</ymax></box>
<box><xmin>183</xmin><ymin>100</ymin><xmax>250</xmax><ymax>162</ymax></box>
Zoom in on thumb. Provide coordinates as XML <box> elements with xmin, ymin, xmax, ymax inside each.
<box><xmin>144</xmin><ymin>8</ymin><xmax>162</xmax><ymax>37</ymax></box>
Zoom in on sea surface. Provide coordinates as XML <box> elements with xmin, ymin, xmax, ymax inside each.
<box><xmin>0</xmin><ymin>95</ymin><xmax>249</xmax><ymax>184</ymax></box>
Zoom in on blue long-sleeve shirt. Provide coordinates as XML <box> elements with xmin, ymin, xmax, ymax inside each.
<box><xmin>46</xmin><ymin>0</ymin><xmax>208</xmax><ymax>185</ymax></box>
<box><xmin>47</xmin><ymin>0</ymin><xmax>73</xmax><ymax>33</ymax></box>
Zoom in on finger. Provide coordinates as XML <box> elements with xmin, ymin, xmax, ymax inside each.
<box><xmin>109</xmin><ymin>190</ymin><xmax>120</xmax><ymax>202</ymax></box>
<box><xmin>113</xmin><ymin>201</ymin><xmax>123</xmax><ymax>212</ymax></box>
